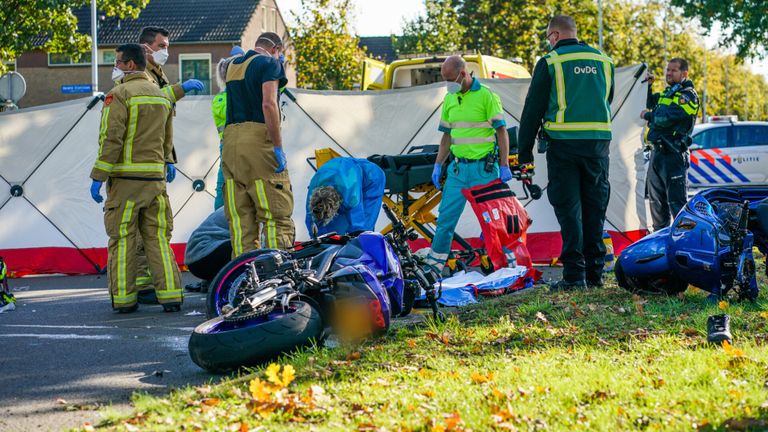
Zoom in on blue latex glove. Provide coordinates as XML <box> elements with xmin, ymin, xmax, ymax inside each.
<box><xmin>166</xmin><ymin>163</ymin><xmax>176</xmax><ymax>183</ymax></box>
<box><xmin>431</xmin><ymin>163</ymin><xmax>442</xmax><ymax>190</ymax></box>
<box><xmin>181</xmin><ymin>79</ymin><xmax>204</xmax><ymax>93</ymax></box>
<box><xmin>499</xmin><ymin>165</ymin><xmax>513</xmax><ymax>182</ymax></box>
<box><xmin>274</xmin><ymin>147</ymin><xmax>286</xmax><ymax>173</ymax></box>
<box><xmin>90</xmin><ymin>180</ymin><xmax>103</xmax><ymax>203</ymax></box>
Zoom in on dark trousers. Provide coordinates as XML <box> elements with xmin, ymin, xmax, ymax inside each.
<box><xmin>647</xmin><ymin>150</ymin><xmax>688</xmax><ymax>231</ymax></box>
<box><xmin>546</xmin><ymin>150</ymin><xmax>610</xmax><ymax>282</ymax></box>
<box><xmin>187</xmin><ymin>242</ymin><xmax>232</xmax><ymax>281</ymax></box>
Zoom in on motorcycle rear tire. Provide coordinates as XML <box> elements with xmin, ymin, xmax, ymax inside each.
<box><xmin>189</xmin><ymin>300</ymin><xmax>322</xmax><ymax>373</ymax></box>
<box><xmin>615</xmin><ymin>259</ymin><xmax>688</xmax><ymax>296</ymax></box>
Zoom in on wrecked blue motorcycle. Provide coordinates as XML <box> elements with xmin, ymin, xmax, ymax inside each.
<box><xmin>616</xmin><ymin>187</ymin><xmax>767</xmax><ymax>300</ymax></box>
<box><xmin>188</xmin><ymin>206</ymin><xmax>441</xmax><ymax>373</ymax></box>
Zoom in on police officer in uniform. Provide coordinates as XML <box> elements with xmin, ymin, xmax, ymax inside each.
<box><xmin>423</xmin><ymin>55</ymin><xmax>513</xmax><ymax>272</ymax></box>
<box><xmin>89</xmin><ymin>44</ymin><xmax>182</xmax><ymax>313</ymax></box>
<box><xmin>518</xmin><ymin>15</ymin><xmax>615</xmax><ymax>290</ymax></box>
<box><xmin>223</xmin><ymin>32</ymin><xmax>294</xmax><ymax>257</ymax></box>
<box><xmin>641</xmin><ymin>58</ymin><xmax>699</xmax><ymax>231</ymax></box>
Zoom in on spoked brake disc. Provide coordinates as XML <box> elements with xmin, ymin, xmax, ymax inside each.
<box><xmin>222</xmin><ymin>302</ymin><xmax>275</xmax><ymax>322</ymax></box>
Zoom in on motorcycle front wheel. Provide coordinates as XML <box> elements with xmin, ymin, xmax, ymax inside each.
<box><xmin>207</xmin><ymin>249</ymin><xmax>280</xmax><ymax>319</ymax></box>
<box><xmin>615</xmin><ymin>259</ymin><xmax>688</xmax><ymax>296</ymax></box>
<box><xmin>189</xmin><ymin>300</ymin><xmax>323</xmax><ymax>373</ymax></box>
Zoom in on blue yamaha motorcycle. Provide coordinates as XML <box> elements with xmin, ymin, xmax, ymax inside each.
<box><xmin>616</xmin><ymin>188</ymin><xmax>768</xmax><ymax>300</ymax></box>
<box><xmin>189</xmin><ymin>206</ymin><xmax>441</xmax><ymax>373</ymax></box>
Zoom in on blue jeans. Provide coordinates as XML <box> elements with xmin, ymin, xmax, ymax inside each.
<box><xmin>431</xmin><ymin>160</ymin><xmax>499</xmax><ymax>257</ymax></box>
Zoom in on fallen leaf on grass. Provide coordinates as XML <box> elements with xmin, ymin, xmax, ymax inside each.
<box><xmin>407</xmin><ymin>339</ymin><xmax>417</xmax><ymax>348</ymax></box>
<box><xmin>759</xmin><ymin>311</ymin><xmax>768</xmax><ymax>319</ymax></box>
<box><xmin>471</xmin><ymin>372</ymin><xmax>495</xmax><ymax>384</ymax></box>
<box><xmin>652</xmin><ymin>377</ymin><xmax>666</xmax><ymax>388</ymax></box>
<box><xmin>719</xmin><ymin>300</ymin><xmax>729</xmax><ymax>311</ymax></box>
<box><xmin>534</xmin><ymin>311</ymin><xmax>548</xmax><ymax>324</ymax></box>
<box><xmin>490</xmin><ymin>328</ymin><xmax>499</xmax><ymax>336</ymax></box>
<box><xmin>569</xmin><ymin>301</ymin><xmax>585</xmax><ymax>317</ymax></box>
<box><xmin>682</xmin><ymin>328</ymin><xmax>699</xmax><ymax>337</ymax></box>
<box><xmin>722</xmin><ymin>340</ymin><xmax>746</xmax><ymax>358</ymax></box>
<box><xmin>82</xmin><ymin>422</ymin><xmax>95</xmax><ymax>432</ymax></box>
<box><xmin>426</xmin><ymin>331</ymin><xmax>451</xmax><ymax>345</ymax></box>
<box><xmin>266</xmin><ymin>363</ymin><xmax>296</xmax><ymax>388</ymax></box>
<box><xmin>632</xmin><ymin>295</ymin><xmax>646</xmax><ymax>316</ymax></box>
<box><xmin>202</xmin><ymin>398</ymin><xmax>221</xmax><ymax>406</ymax></box>
<box><xmin>346</xmin><ymin>351</ymin><xmax>361</xmax><ymax>361</ymax></box>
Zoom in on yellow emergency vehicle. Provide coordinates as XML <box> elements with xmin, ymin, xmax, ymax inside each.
<box><xmin>361</xmin><ymin>53</ymin><xmax>531</xmax><ymax>90</ymax></box>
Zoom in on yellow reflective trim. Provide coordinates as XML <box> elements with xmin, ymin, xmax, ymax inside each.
<box><xmin>93</xmin><ymin>160</ymin><xmax>114</xmax><ymax>173</ymax></box>
<box><xmin>128</xmin><ymin>96</ymin><xmax>172</xmax><ymax>107</ymax></box>
<box><xmin>226</xmin><ymin>178</ymin><xmax>243</xmax><ymax>256</ymax></box>
<box><xmin>544</xmin><ymin>121</ymin><xmax>612</xmax><ymax>131</ymax></box>
<box><xmin>603</xmin><ymin>61</ymin><xmax>612</xmax><ymax>117</ymax></box>
<box><xmin>156</xmin><ymin>290</ymin><xmax>182</xmax><ymax>299</ymax></box>
<box><xmin>135</xmin><ymin>276</ymin><xmax>152</xmax><ymax>285</ymax></box>
<box><xmin>554</xmin><ymin>62</ymin><xmax>566</xmax><ymax>123</ymax></box>
<box><xmin>450</xmin><ymin>136</ymin><xmax>496</xmax><ymax>145</ymax></box>
<box><xmin>112</xmin><ymin>163</ymin><xmax>165</xmax><ymax>173</ymax></box>
<box><xmin>98</xmin><ymin>106</ymin><xmax>110</xmax><ymax>155</ymax></box>
<box><xmin>117</xmin><ymin>201</ymin><xmax>135</xmax><ymax>302</ymax></box>
<box><xmin>156</xmin><ymin>195</ymin><xmax>176</xmax><ymax>294</ymax></box>
<box><xmin>255</xmin><ymin>180</ymin><xmax>277</xmax><ymax>249</ymax></box>
<box><xmin>112</xmin><ymin>292</ymin><xmax>137</xmax><ymax>305</ymax></box>
<box><xmin>124</xmin><ymin>104</ymin><xmax>139</xmax><ymax>163</ymax></box>
<box><xmin>162</xmin><ymin>86</ymin><xmax>177</xmax><ymax>103</ymax></box>
<box><xmin>545</xmin><ymin>52</ymin><xmax>613</xmax><ymax>65</ymax></box>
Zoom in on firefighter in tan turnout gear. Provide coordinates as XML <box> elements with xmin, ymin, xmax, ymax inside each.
<box><xmin>223</xmin><ymin>32</ymin><xmax>295</xmax><ymax>256</ymax></box>
<box><xmin>90</xmin><ymin>44</ymin><xmax>183</xmax><ymax>313</ymax></box>
<box><xmin>134</xmin><ymin>26</ymin><xmax>204</xmax><ymax>303</ymax></box>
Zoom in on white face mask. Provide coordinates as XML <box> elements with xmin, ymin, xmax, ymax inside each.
<box><xmin>446</xmin><ymin>73</ymin><xmax>463</xmax><ymax>94</ymax></box>
<box><xmin>111</xmin><ymin>67</ymin><xmax>125</xmax><ymax>81</ymax></box>
<box><xmin>152</xmin><ymin>48</ymin><xmax>169</xmax><ymax>65</ymax></box>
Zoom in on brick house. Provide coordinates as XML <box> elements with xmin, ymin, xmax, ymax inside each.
<box><xmin>14</xmin><ymin>0</ymin><xmax>295</xmax><ymax>107</ymax></box>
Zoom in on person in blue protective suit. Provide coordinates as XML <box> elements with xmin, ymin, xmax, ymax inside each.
<box><xmin>305</xmin><ymin>158</ymin><xmax>386</xmax><ymax>237</ymax></box>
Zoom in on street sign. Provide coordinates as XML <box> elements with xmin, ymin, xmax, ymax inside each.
<box><xmin>61</xmin><ymin>84</ymin><xmax>92</xmax><ymax>94</ymax></box>
<box><xmin>0</xmin><ymin>72</ymin><xmax>27</xmax><ymax>102</ymax></box>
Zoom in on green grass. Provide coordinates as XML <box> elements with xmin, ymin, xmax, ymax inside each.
<box><xmin>80</xmin><ymin>261</ymin><xmax>768</xmax><ymax>432</ymax></box>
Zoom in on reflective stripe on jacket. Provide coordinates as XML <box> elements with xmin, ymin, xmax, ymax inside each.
<box><xmin>145</xmin><ymin>63</ymin><xmax>185</xmax><ymax>103</ymax></box>
<box><xmin>91</xmin><ymin>73</ymin><xmax>174</xmax><ymax>181</ymax></box>
<box><xmin>542</xmin><ymin>43</ymin><xmax>614</xmax><ymax>140</ymax></box>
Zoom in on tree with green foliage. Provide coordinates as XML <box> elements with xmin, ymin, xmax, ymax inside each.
<box><xmin>394</xmin><ymin>0</ymin><xmax>465</xmax><ymax>55</ymax></box>
<box><xmin>290</xmin><ymin>0</ymin><xmax>366</xmax><ymax>90</ymax></box>
<box><xmin>670</xmin><ymin>0</ymin><xmax>768</xmax><ymax>59</ymax></box>
<box><xmin>0</xmin><ymin>0</ymin><xmax>148</xmax><ymax>75</ymax></box>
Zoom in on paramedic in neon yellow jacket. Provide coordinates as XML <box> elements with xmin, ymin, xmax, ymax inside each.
<box><xmin>306</xmin><ymin>158</ymin><xmax>386</xmax><ymax>237</ymax></box>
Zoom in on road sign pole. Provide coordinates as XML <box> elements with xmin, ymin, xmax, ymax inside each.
<box><xmin>91</xmin><ymin>0</ymin><xmax>98</xmax><ymax>96</ymax></box>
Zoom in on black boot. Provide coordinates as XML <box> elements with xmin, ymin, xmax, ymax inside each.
<box><xmin>137</xmin><ymin>289</ymin><xmax>159</xmax><ymax>304</ymax></box>
<box><xmin>707</xmin><ymin>314</ymin><xmax>732</xmax><ymax>344</ymax></box>
<box><xmin>549</xmin><ymin>279</ymin><xmax>586</xmax><ymax>292</ymax></box>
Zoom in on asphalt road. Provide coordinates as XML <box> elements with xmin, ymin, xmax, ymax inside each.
<box><xmin>0</xmin><ymin>273</ymin><xmax>215</xmax><ymax>432</ymax></box>
<box><xmin>0</xmin><ymin>267</ymin><xmax>562</xmax><ymax>431</ymax></box>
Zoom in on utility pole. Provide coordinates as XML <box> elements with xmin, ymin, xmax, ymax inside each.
<box><xmin>725</xmin><ymin>61</ymin><xmax>729</xmax><ymax>114</ymax></box>
<box><xmin>745</xmin><ymin>80</ymin><xmax>750</xmax><ymax>120</ymax></box>
<box><xmin>90</xmin><ymin>0</ymin><xmax>98</xmax><ymax>95</ymax></box>
<box><xmin>597</xmin><ymin>0</ymin><xmax>603</xmax><ymax>51</ymax></box>
<box><xmin>702</xmin><ymin>53</ymin><xmax>707</xmax><ymax>121</ymax></box>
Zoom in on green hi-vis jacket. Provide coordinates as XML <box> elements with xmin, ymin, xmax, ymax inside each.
<box><xmin>542</xmin><ymin>41</ymin><xmax>615</xmax><ymax>141</ymax></box>
<box><xmin>91</xmin><ymin>73</ymin><xmax>174</xmax><ymax>182</ymax></box>
<box><xmin>212</xmin><ymin>91</ymin><xmax>227</xmax><ymax>140</ymax></box>
<box><xmin>438</xmin><ymin>78</ymin><xmax>506</xmax><ymax>160</ymax></box>
<box><xmin>644</xmin><ymin>80</ymin><xmax>699</xmax><ymax>144</ymax></box>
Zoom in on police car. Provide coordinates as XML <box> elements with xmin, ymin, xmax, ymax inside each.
<box><xmin>687</xmin><ymin>116</ymin><xmax>768</xmax><ymax>189</ymax></box>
